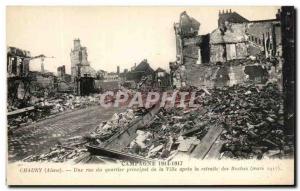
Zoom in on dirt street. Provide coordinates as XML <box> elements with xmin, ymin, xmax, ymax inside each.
<box><xmin>8</xmin><ymin>105</ymin><xmax>123</xmax><ymax>162</ymax></box>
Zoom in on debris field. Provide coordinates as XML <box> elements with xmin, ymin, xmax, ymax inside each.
<box><xmin>21</xmin><ymin>82</ymin><xmax>293</xmax><ymax>163</ymax></box>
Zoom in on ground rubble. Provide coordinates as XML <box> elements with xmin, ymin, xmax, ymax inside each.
<box><xmin>8</xmin><ymin>93</ymin><xmax>103</xmax><ymax>130</ymax></box>
<box><xmin>21</xmin><ymin>82</ymin><xmax>293</xmax><ymax>162</ymax></box>
<box><xmin>85</xmin><ymin>109</ymin><xmax>137</xmax><ymax>144</ymax></box>
<box><xmin>22</xmin><ymin>136</ymin><xmax>88</xmax><ymax>162</ymax></box>
<box><xmin>121</xmin><ymin>82</ymin><xmax>293</xmax><ymax>160</ymax></box>
<box><xmin>212</xmin><ymin>83</ymin><xmax>293</xmax><ymax>159</ymax></box>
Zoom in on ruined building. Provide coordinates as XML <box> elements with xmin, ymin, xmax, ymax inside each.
<box><xmin>154</xmin><ymin>68</ymin><xmax>171</xmax><ymax>90</ymax></box>
<box><xmin>7</xmin><ymin>47</ymin><xmax>30</xmax><ymax>78</ymax></box>
<box><xmin>57</xmin><ymin>65</ymin><xmax>66</xmax><ymax>79</ymax></box>
<box><xmin>170</xmin><ymin>11</ymin><xmax>210</xmax><ymax>88</ymax></box>
<box><xmin>173</xmin><ymin>11</ymin><xmax>210</xmax><ymax>66</ymax></box>
<box><xmin>57</xmin><ymin>65</ymin><xmax>72</xmax><ymax>92</ymax></box>
<box><xmin>7</xmin><ymin>47</ymin><xmax>31</xmax><ymax>106</ymax></box>
<box><xmin>170</xmin><ymin>10</ymin><xmax>282</xmax><ymax>88</ymax></box>
<box><xmin>70</xmin><ymin>39</ymin><xmax>97</xmax><ymax>95</ymax></box>
<box><xmin>125</xmin><ymin>59</ymin><xmax>154</xmax><ymax>82</ymax></box>
<box><xmin>70</xmin><ymin>39</ymin><xmax>96</xmax><ymax>80</ymax></box>
<box><xmin>210</xmin><ymin>9</ymin><xmax>281</xmax><ymax>62</ymax></box>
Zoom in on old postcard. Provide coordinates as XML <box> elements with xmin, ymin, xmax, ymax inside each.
<box><xmin>6</xmin><ymin>6</ymin><xmax>295</xmax><ymax>186</ymax></box>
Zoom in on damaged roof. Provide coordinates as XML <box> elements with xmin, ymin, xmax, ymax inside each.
<box><xmin>7</xmin><ymin>47</ymin><xmax>31</xmax><ymax>58</ymax></box>
<box><xmin>134</xmin><ymin>59</ymin><xmax>154</xmax><ymax>73</ymax></box>
<box><xmin>210</xmin><ymin>23</ymin><xmax>248</xmax><ymax>44</ymax></box>
<box><xmin>218</xmin><ymin>11</ymin><xmax>249</xmax><ymax>26</ymax></box>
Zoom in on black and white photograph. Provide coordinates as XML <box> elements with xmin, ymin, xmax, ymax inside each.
<box><xmin>5</xmin><ymin>5</ymin><xmax>295</xmax><ymax>185</ymax></box>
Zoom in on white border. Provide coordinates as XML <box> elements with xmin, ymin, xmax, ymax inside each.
<box><xmin>1</xmin><ymin>0</ymin><xmax>299</xmax><ymax>190</ymax></box>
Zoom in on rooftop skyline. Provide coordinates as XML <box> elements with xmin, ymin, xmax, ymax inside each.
<box><xmin>7</xmin><ymin>6</ymin><xmax>279</xmax><ymax>74</ymax></box>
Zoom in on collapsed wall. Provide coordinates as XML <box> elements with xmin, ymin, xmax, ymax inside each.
<box><xmin>170</xmin><ymin>11</ymin><xmax>283</xmax><ymax>89</ymax></box>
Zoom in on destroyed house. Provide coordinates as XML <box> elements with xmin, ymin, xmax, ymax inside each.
<box><xmin>210</xmin><ymin>9</ymin><xmax>282</xmax><ymax>63</ymax></box>
<box><xmin>174</xmin><ymin>12</ymin><xmax>210</xmax><ymax>66</ymax></box>
<box><xmin>57</xmin><ymin>65</ymin><xmax>66</xmax><ymax>79</ymax></box>
<box><xmin>7</xmin><ymin>47</ymin><xmax>31</xmax><ymax>78</ymax></box>
<box><xmin>29</xmin><ymin>71</ymin><xmax>56</xmax><ymax>89</ymax></box>
<box><xmin>57</xmin><ymin>66</ymin><xmax>72</xmax><ymax>92</ymax></box>
<box><xmin>170</xmin><ymin>10</ymin><xmax>283</xmax><ymax>88</ymax></box>
<box><xmin>154</xmin><ymin>68</ymin><xmax>171</xmax><ymax>89</ymax></box>
<box><xmin>125</xmin><ymin>59</ymin><xmax>154</xmax><ymax>82</ymax></box>
<box><xmin>70</xmin><ymin>39</ymin><xmax>96</xmax><ymax>80</ymax></box>
<box><xmin>7</xmin><ymin>47</ymin><xmax>31</xmax><ymax>106</ymax></box>
<box><xmin>94</xmin><ymin>68</ymin><xmax>121</xmax><ymax>92</ymax></box>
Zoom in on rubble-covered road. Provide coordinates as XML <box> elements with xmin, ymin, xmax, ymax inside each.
<box><xmin>8</xmin><ymin>105</ymin><xmax>123</xmax><ymax>162</ymax></box>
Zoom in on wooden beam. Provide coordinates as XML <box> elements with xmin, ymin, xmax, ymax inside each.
<box><xmin>102</xmin><ymin>103</ymin><xmax>161</xmax><ymax>151</ymax></box>
<box><xmin>87</xmin><ymin>145</ymin><xmax>153</xmax><ymax>162</ymax></box>
<box><xmin>191</xmin><ymin>123</ymin><xmax>224</xmax><ymax>159</ymax></box>
<box><xmin>204</xmin><ymin>138</ymin><xmax>225</xmax><ymax>159</ymax></box>
<box><xmin>7</xmin><ymin>106</ymin><xmax>35</xmax><ymax>116</ymax></box>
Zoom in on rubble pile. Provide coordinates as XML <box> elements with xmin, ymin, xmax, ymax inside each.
<box><xmin>124</xmin><ymin>107</ymin><xmax>213</xmax><ymax>160</ymax></box>
<box><xmin>19</xmin><ymin>82</ymin><xmax>293</xmax><ymax>162</ymax></box>
<box><xmin>36</xmin><ymin>94</ymin><xmax>100</xmax><ymax>114</ymax></box>
<box><xmin>7</xmin><ymin>106</ymin><xmax>53</xmax><ymax>130</ymax></box>
<box><xmin>8</xmin><ymin>114</ymin><xmax>35</xmax><ymax>128</ymax></box>
<box><xmin>23</xmin><ymin>136</ymin><xmax>88</xmax><ymax>163</ymax></box>
<box><xmin>123</xmin><ymin>82</ymin><xmax>292</xmax><ymax>160</ymax></box>
<box><xmin>204</xmin><ymin>83</ymin><xmax>292</xmax><ymax>159</ymax></box>
<box><xmin>86</xmin><ymin>109</ymin><xmax>137</xmax><ymax>144</ymax></box>
<box><xmin>23</xmin><ymin>145</ymin><xmax>87</xmax><ymax>162</ymax></box>
<box><xmin>7</xmin><ymin>94</ymin><xmax>102</xmax><ymax>129</ymax></box>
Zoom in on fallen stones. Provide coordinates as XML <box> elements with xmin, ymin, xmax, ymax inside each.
<box><xmin>123</xmin><ymin>82</ymin><xmax>292</xmax><ymax>160</ymax></box>
<box><xmin>85</xmin><ymin>109</ymin><xmax>137</xmax><ymax>144</ymax></box>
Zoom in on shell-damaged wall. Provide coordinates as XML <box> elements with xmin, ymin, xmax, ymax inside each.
<box><xmin>171</xmin><ymin>11</ymin><xmax>282</xmax><ymax>89</ymax></box>
<box><xmin>186</xmin><ymin>64</ymin><xmax>280</xmax><ymax>88</ymax></box>
<box><xmin>209</xmin><ymin>21</ymin><xmax>281</xmax><ymax>63</ymax></box>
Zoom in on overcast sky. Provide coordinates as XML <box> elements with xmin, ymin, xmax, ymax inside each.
<box><xmin>7</xmin><ymin>6</ymin><xmax>279</xmax><ymax>74</ymax></box>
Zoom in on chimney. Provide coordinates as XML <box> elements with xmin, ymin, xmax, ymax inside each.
<box><xmin>73</xmin><ymin>38</ymin><xmax>81</xmax><ymax>50</ymax></box>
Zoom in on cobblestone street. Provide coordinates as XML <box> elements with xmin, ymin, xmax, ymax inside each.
<box><xmin>8</xmin><ymin>105</ymin><xmax>123</xmax><ymax>162</ymax></box>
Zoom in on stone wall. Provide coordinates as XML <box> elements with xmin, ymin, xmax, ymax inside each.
<box><xmin>246</xmin><ymin>21</ymin><xmax>281</xmax><ymax>57</ymax></box>
<box><xmin>186</xmin><ymin>63</ymin><xmax>279</xmax><ymax>89</ymax></box>
<box><xmin>210</xmin><ymin>20</ymin><xmax>281</xmax><ymax>63</ymax></box>
<box><xmin>170</xmin><ymin>11</ymin><xmax>282</xmax><ymax>89</ymax></box>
